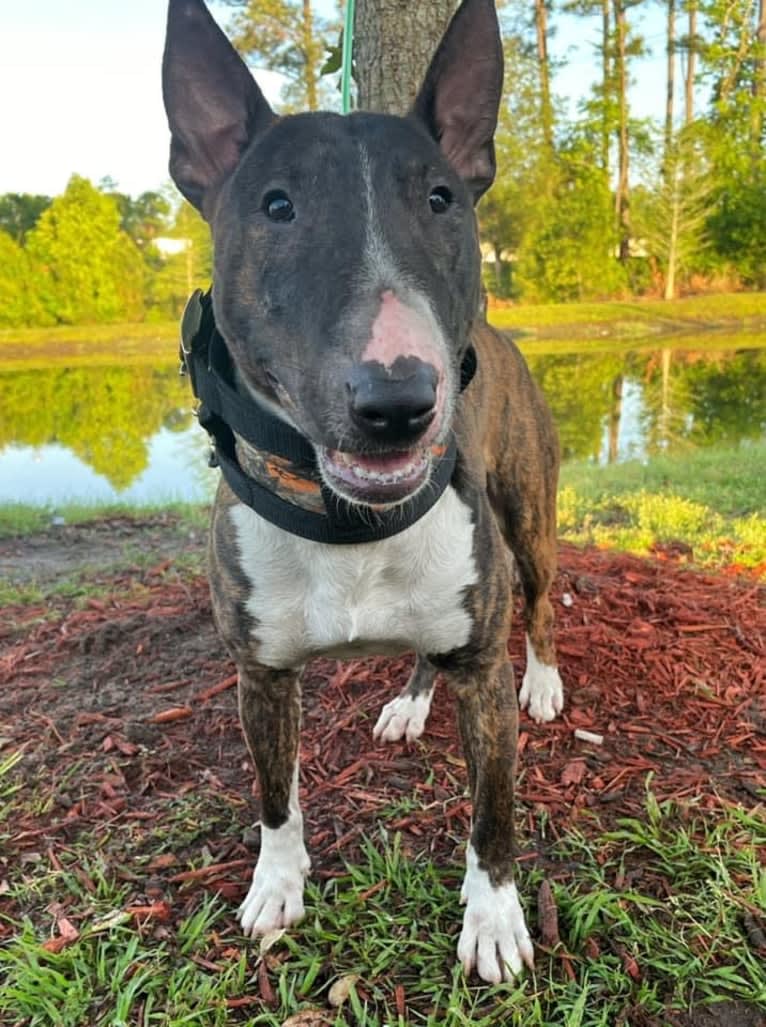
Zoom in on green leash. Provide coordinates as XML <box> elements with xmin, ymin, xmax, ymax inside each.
<box><xmin>341</xmin><ymin>0</ymin><xmax>356</xmax><ymax>113</ymax></box>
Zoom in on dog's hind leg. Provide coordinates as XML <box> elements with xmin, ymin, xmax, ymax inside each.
<box><xmin>488</xmin><ymin>463</ymin><xmax>564</xmax><ymax>724</ymax></box>
<box><xmin>237</xmin><ymin>664</ymin><xmax>311</xmax><ymax>936</ymax></box>
<box><xmin>373</xmin><ymin>653</ymin><xmax>436</xmax><ymax>743</ymax></box>
<box><xmin>512</xmin><ymin>522</ymin><xmax>564</xmax><ymax>724</ymax></box>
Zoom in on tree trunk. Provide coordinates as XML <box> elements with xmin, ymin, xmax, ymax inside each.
<box><xmin>301</xmin><ymin>0</ymin><xmax>319</xmax><ymax>111</ymax></box>
<box><xmin>354</xmin><ymin>0</ymin><xmax>456</xmax><ymax>114</ymax></box>
<box><xmin>659</xmin><ymin>347</ymin><xmax>672</xmax><ymax>447</ymax></box>
<box><xmin>602</xmin><ymin>0</ymin><xmax>611</xmax><ymax>172</ymax></box>
<box><xmin>607</xmin><ymin>374</ymin><xmax>624</xmax><ymax>464</ymax></box>
<box><xmin>685</xmin><ymin>0</ymin><xmax>697</xmax><ymax>123</ymax></box>
<box><xmin>535</xmin><ymin>0</ymin><xmax>555</xmax><ymax>149</ymax></box>
<box><xmin>664</xmin><ymin>166</ymin><xmax>680</xmax><ymax>300</ymax></box>
<box><xmin>753</xmin><ymin>0</ymin><xmax>766</xmax><ymax>150</ymax></box>
<box><xmin>613</xmin><ymin>0</ymin><xmax>631</xmax><ymax>263</ymax></box>
<box><xmin>665</xmin><ymin>0</ymin><xmax>676</xmax><ymax>163</ymax></box>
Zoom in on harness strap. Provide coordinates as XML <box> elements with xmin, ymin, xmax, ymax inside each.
<box><xmin>180</xmin><ymin>288</ymin><xmax>476</xmax><ymax>545</ymax></box>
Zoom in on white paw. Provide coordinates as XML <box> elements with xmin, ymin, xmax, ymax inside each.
<box><xmin>519</xmin><ymin>636</ymin><xmax>564</xmax><ymax>723</ymax></box>
<box><xmin>238</xmin><ymin>825</ymin><xmax>310</xmax><ymax>936</ymax></box>
<box><xmin>373</xmin><ymin>690</ymin><xmax>433</xmax><ymax>743</ymax></box>
<box><xmin>457</xmin><ymin>845</ymin><xmax>534</xmax><ymax>984</ymax></box>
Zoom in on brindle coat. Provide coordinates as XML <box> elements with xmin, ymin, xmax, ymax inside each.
<box><xmin>163</xmin><ymin>0</ymin><xmax>562</xmax><ymax>983</ymax></box>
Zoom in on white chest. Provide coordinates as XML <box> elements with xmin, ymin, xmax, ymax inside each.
<box><xmin>230</xmin><ymin>487</ymin><xmax>478</xmax><ymax>668</ymax></box>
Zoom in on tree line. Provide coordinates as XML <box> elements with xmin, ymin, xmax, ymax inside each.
<box><xmin>0</xmin><ymin>0</ymin><xmax>763</xmax><ymax>329</ymax></box>
<box><xmin>481</xmin><ymin>0</ymin><xmax>765</xmax><ymax>300</ymax></box>
<box><xmin>0</xmin><ymin>178</ymin><xmax>212</xmax><ymax>328</ymax></box>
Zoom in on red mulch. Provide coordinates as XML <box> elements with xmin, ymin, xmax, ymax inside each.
<box><xmin>1</xmin><ymin>543</ymin><xmax>764</xmax><ymax>941</ymax></box>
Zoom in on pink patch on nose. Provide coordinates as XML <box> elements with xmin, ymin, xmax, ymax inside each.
<box><xmin>362</xmin><ymin>291</ymin><xmax>445</xmax><ymax>375</ymax></box>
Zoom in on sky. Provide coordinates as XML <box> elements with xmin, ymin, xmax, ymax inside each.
<box><xmin>0</xmin><ymin>0</ymin><xmax>674</xmax><ymax>200</ymax></box>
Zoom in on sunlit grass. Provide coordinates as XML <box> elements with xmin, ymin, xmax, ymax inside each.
<box><xmin>559</xmin><ymin>442</ymin><xmax>766</xmax><ymax>572</ymax></box>
<box><xmin>489</xmin><ymin>291</ymin><xmax>766</xmax><ymax>336</ymax></box>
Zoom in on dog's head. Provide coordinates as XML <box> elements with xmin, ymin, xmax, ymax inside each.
<box><xmin>163</xmin><ymin>0</ymin><xmax>502</xmax><ymax>507</ymax></box>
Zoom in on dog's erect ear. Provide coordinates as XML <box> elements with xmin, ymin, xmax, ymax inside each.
<box><xmin>411</xmin><ymin>0</ymin><xmax>503</xmax><ymax>202</ymax></box>
<box><xmin>162</xmin><ymin>0</ymin><xmax>275</xmax><ymax>212</ymax></box>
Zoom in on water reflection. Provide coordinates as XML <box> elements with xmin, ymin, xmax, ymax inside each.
<box><xmin>0</xmin><ymin>339</ymin><xmax>764</xmax><ymax>504</ymax></box>
<box><xmin>525</xmin><ymin>345</ymin><xmax>766</xmax><ymax>464</ymax></box>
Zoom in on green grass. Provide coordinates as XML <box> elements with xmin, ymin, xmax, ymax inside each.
<box><xmin>1</xmin><ymin>292</ymin><xmax>763</xmax><ymax>363</ymax></box>
<box><xmin>559</xmin><ymin>442</ymin><xmax>766</xmax><ymax>571</ymax></box>
<box><xmin>0</xmin><ymin>500</ymin><xmax>209</xmax><ymax>540</ymax></box>
<box><xmin>1</xmin><ymin>790</ymin><xmax>763</xmax><ymax>1026</ymax></box>
<box><xmin>489</xmin><ymin>292</ymin><xmax>766</xmax><ymax>337</ymax></box>
<box><xmin>0</xmin><ymin>321</ymin><xmax>178</xmax><ymax>371</ymax></box>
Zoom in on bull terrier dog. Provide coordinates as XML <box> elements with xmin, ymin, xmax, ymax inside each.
<box><xmin>163</xmin><ymin>0</ymin><xmax>563</xmax><ymax>984</ymax></box>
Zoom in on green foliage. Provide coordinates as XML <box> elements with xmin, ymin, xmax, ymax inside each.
<box><xmin>25</xmin><ymin>175</ymin><xmax>146</xmax><ymax>325</ymax></box>
<box><xmin>112</xmin><ymin>189</ymin><xmax>171</xmax><ymax>250</ymax></box>
<box><xmin>0</xmin><ymin>232</ymin><xmax>51</xmax><ymax>329</ymax></box>
<box><xmin>515</xmin><ymin>148</ymin><xmax>628</xmax><ymax>302</ymax></box>
<box><xmin>149</xmin><ymin>199</ymin><xmax>213</xmax><ymax>319</ymax></box>
<box><xmin>223</xmin><ymin>0</ymin><xmax>338</xmax><ymax>111</ymax></box>
<box><xmin>0</xmin><ymin>192</ymin><xmax>51</xmax><ymax>243</ymax></box>
<box><xmin>633</xmin><ymin>128</ymin><xmax>714</xmax><ymax>299</ymax></box>
<box><xmin>705</xmin><ymin>165</ymin><xmax>766</xmax><ymax>288</ymax></box>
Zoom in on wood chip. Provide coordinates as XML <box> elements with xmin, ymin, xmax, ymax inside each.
<box><xmin>574</xmin><ymin>728</ymin><xmax>604</xmax><ymax>745</ymax></box>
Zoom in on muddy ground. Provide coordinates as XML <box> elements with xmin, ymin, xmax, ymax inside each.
<box><xmin>1</xmin><ymin>515</ymin><xmax>764</xmax><ymax>1026</ymax></box>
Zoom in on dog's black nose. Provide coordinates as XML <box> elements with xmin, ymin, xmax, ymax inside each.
<box><xmin>347</xmin><ymin>358</ymin><xmax>438</xmax><ymax>445</ymax></box>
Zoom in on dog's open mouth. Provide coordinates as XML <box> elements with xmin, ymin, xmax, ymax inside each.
<box><xmin>318</xmin><ymin>446</ymin><xmax>432</xmax><ymax>505</ymax></box>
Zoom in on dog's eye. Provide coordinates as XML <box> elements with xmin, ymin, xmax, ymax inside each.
<box><xmin>264</xmin><ymin>190</ymin><xmax>295</xmax><ymax>222</ymax></box>
<box><xmin>428</xmin><ymin>186</ymin><xmax>453</xmax><ymax>214</ymax></box>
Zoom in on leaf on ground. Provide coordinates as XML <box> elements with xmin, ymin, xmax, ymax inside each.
<box><xmin>281</xmin><ymin>1012</ymin><xmax>332</xmax><ymax>1027</ymax></box>
<box><xmin>538</xmin><ymin>879</ymin><xmax>560</xmax><ymax>948</ymax></box>
<box><xmin>258</xmin><ymin>958</ymin><xmax>278</xmax><ymax>1008</ymax></box>
<box><xmin>41</xmin><ymin>916</ymin><xmax>79</xmax><ymax>952</ymax></box>
<box><xmin>259</xmin><ymin>927</ymin><xmax>286</xmax><ymax>955</ymax></box>
<box><xmin>328</xmin><ymin>973</ymin><xmax>360</xmax><ymax>1008</ymax></box>
<box><xmin>125</xmin><ymin>901</ymin><xmax>172</xmax><ymax>922</ymax></box>
<box><xmin>622</xmin><ymin>950</ymin><xmax>641</xmax><ymax>980</ymax></box>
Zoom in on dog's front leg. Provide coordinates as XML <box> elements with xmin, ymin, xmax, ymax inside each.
<box><xmin>237</xmin><ymin>663</ymin><xmax>310</xmax><ymax>936</ymax></box>
<box><xmin>446</xmin><ymin>657</ymin><xmax>534</xmax><ymax>984</ymax></box>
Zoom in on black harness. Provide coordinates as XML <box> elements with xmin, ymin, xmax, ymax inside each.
<box><xmin>179</xmin><ymin>289</ymin><xmax>476</xmax><ymax>545</ymax></box>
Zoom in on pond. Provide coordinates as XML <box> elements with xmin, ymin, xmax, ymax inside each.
<box><xmin>1</xmin><ymin>334</ymin><xmax>764</xmax><ymax>507</ymax></box>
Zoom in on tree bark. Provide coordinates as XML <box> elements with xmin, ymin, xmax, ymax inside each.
<box><xmin>664</xmin><ymin>166</ymin><xmax>680</xmax><ymax>300</ymax></box>
<box><xmin>535</xmin><ymin>0</ymin><xmax>555</xmax><ymax>149</ymax></box>
<box><xmin>685</xmin><ymin>0</ymin><xmax>697</xmax><ymax>123</ymax></box>
<box><xmin>354</xmin><ymin>0</ymin><xmax>456</xmax><ymax>114</ymax></box>
<box><xmin>613</xmin><ymin>0</ymin><xmax>631</xmax><ymax>263</ymax></box>
<box><xmin>602</xmin><ymin>0</ymin><xmax>611</xmax><ymax>171</ymax></box>
<box><xmin>753</xmin><ymin>0</ymin><xmax>766</xmax><ymax>149</ymax></box>
<box><xmin>665</xmin><ymin>0</ymin><xmax>676</xmax><ymax>163</ymax></box>
<box><xmin>301</xmin><ymin>0</ymin><xmax>319</xmax><ymax>110</ymax></box>
<box><xmin>607</xmin><ymin>374</ymin><xmax>624</xmax><ymax>464</ymax></box>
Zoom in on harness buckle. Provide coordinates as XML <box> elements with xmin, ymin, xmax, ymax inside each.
<box><xmin>179</xmin><ymin>288</ymin><xmax>209</xmax><ymax>398</ymax></box>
